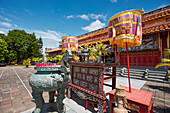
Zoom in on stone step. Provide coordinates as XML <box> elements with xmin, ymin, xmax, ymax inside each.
<box><xmin>115</xmin><ymin>69</ymin><xmax>166</xmax><ymax>76</ymax></box>
<box><xmin>119</xmin><ymin>74</ymin><xmax>169</xmax><ymax>83</ymax></box>
<box><xmin>105</xmin><ymin>67</ymin><xmax>168</xmax><ymax>83</ymax></box>
<box><xmin>115</xmin><ymin>71</ymin><xmax>165</xmax><ymax>76</ymax></box>
<box><xmin>117</xmin><ymin>73</ymin><xmax>165</xmax><ymax>79</ymax></box>
<box><xmin>116</xmin><ymin>71</ymin><xmax>165</xmax><ymax>77</ymax></box>
<box><xmin>117</xmin><ymin>66</ymin><xmax>167</xmax><ymax>71</ymax></box>
<box><xmin>116</xmin><ymin>68</ymin><xmax>166</xmax><ymax>74</ymax></box>
<box><xmin>106</xmin><ymin>71</ymin><xmax>165</xmax><ymax>78</ymax></box>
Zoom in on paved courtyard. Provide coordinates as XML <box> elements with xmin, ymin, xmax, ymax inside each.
<box><xmin>0</xmin><ymin>66</ymin><xmax>169</xmax><ymax>113</ymax></box>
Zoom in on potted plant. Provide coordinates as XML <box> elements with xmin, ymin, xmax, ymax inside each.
<box><xmin>89</xmin><ymin>54</ymin><xmax>97</xmax><ymax>63</ymax></box>
<box><xmin>54</xmin><ymin>55</ymin><xmax>63</xmax><ymax>64</ymax></box>
<box><xmin>46</xmin><ymin>56</ymin><xmax>53</xmax><ymax>63</ymax></box>
<box><xmin>93</xmin><ymin>40</ymin><xmax>110</xmax><ymax>63</ymax></box>
<box><xmin>23</xmin><ymin>58</ymin><xmax>31</xmax><ymax>68</ymax></box>
<box><xmin>74</xmin><ymin>55</ymin><xmax>80</xmax><ymax>62</ymax></box>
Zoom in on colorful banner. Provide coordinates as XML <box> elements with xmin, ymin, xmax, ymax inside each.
<box><xmin>62</xmin><ymin>36</ymin><xmax>78</xmax><ymax>53</ymax></box>
<box><xmin>108</xmin><ymin>10</ymin><xmax>143</xmax><ymax>48</ymax></box>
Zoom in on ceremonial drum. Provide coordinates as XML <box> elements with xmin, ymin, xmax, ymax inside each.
<box><xmin>108</xmin><ymin>10</ymin><xmax>143</xmax><ymax>48</ymax></box>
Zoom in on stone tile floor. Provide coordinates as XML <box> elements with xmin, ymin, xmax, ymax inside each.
<box><xmin>0</xmin><ymin>66</ymin><xmax>169</xmax><ymax>113</ymax></box>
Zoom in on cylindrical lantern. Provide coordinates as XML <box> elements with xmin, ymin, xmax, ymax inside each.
<box><xmin>108</xmin><ymin>9</ymin><xmax>143</xmax><ymax>93</ymax></box>
<box><xmin>108</xmin><ymin>9</ymin><xmax>142</xmax><ymax>48</ymax></box>
<box><xmin>62</xmin><ymin>36</ymin><xmax>78</xmax><ymax>53</ymax></box>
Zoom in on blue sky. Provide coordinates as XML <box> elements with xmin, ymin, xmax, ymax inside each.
<box><xmin>0</xmin><ymin>0</ymin><xmax>169</xmax><ymax>51</ymax></box>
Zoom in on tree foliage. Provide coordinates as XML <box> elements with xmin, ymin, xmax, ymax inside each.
<box><xmin>0</xmin><ymin>38</ymin><xmax>8</xmax><ymax>61</ymax></box>
<box><xmin>0</xmin><ymin>29</ymin><xmax>43</xmax><ymax>63</ymax></box>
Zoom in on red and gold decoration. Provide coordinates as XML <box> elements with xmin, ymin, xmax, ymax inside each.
<box><xmin>108</xmin><ymin>9</ymin><xmax>143</xmax><ymax>92</ymax></box>
<box><xmin>62</xmin><ymin>36</ymin><xmax>78</xmax><ymax>53</ymax></box>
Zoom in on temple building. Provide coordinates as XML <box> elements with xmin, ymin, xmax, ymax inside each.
<box><xmin>46</xmin><ymin>5</ymin><xmax>170</xmax><ymax>67</ymax></box>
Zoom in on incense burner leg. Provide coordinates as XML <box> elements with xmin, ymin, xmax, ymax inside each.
<box><xmin>32</xmin><ymin>89</ymin><xmax>44</xmax><ymax>113</ymax></box>
<box><xmin>49</xmin><ymin>91</ymin><xmax>55</xmax><ymax>103</ymax></box>
<box><xmin>56</xmin><ymin>85</ymin><xmax>66</xmax><ymax>113</ymax></box>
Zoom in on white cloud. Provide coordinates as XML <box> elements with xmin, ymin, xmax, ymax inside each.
<box><xmin>66</xmin><ymin>14</ymin><xmax>107</xmax><ymax>21</ymax></box>
<box><xmin>110</xmin><ymin>0</ymin><xmax>117</xmax><ymax>3</ymax></box>
<box><xmin>0</xmin><ymin>21</ymin><xmax>12</xmax><ymax>28</ymax></box>
<box><xmin>0</xmin><ymin>28</ymin><xmax>8</xmax><ymax>34</ymax></box>
<box><xmin>67</xmin><ymin>15</ymin><xmax>74</xmax><ymax>19</ymax></box>
<box><xmin>32</xmin><ymin>29</ymin><xmax>64</xmax><ymax>42</ymax></box>
<box><xmin>89</xmin><ymin>14</ymin><xmax>107</xmax><ymax>21</ymax></box>
<box><xmin>77</xmin><ymin>14</ymin><xmax>89</xmax><ymax>20</ymax></box>
<box><xmin>0</xmin><ymin>15</ymin><xmax>11</xmax><ymax>21</ymax></box>
<box><xmin>0</xmin><ymin>31</ymin><xmax>5</xmax><ymax>34</ymax></box>
<box><xmin>82</xmin><ymin>20</ymin><xmax>105</xmax><ymax>32</ymax></box>
<box><xmin>26</xmin><ymin>29</ymin><xmax>66</xmax><ymax>54</ymax></box>
<box><xmin>14</xmin><ymin>24</ymin><xmax>18</xmax><ymax>27</ymax></box>
<box><xmin>42</xmin><ymin>38</ymin><xmax>59</xmax><ymax>48</ymax></box>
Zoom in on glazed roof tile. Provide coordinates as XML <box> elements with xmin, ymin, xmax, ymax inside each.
<box><xmin>142</xmin><ymin>23</ymin><xmax>170</xmax><ymax>35</ymax></box>
<box><xmin>142</xmin><ymin>9</ymin><xmax>170</xmax><ymax>22</ymax></box>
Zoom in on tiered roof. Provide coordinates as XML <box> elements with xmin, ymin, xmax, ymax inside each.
<box><xmin>142</xmin><ymin>5</ymin><xmax>170</xmax><ymax>21</ymax></box>
<box><xmin>143</xmin><ymin>24</ymin><xmax>170</xmax><ymax>35</ymax></box>
<box><xmin>142</xmin><ymin>5</ymin><xmax>170</xmax><ymax>34</ymax></box>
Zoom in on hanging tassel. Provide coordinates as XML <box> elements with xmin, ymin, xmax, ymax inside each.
<box><xmin>68</xmin><ymin>38</ymin><xmax>70</xmax><ymax>50</ymax></box>
<box><xmin>112</xmin><ymin>19</ymin><xmax>116</xmax><ymax>39</ymax></box>
<box><xmin>136</xmin><ymin>17</ymin><xmax>141</xmax><ymax>44</ymax></box>
<box><xmin>137</xmin><ymin>17</ymin><xmax>140</xmax><ymax>36</ymax></box>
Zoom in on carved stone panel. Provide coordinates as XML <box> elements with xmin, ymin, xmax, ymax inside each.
<box><xmin>73</xmin><ymin>72</ymin><xmax>76</xmax><ymax>78</ymax></box>
<box><xmin>89</xmin><ymin>84</ymin><xmax>98</xmax><ymax>92</ymax></box>
<box><xmin>80</xmin><ymin>81</ymin><xmax>87</xmax><ymax>88</ymax></box>
<box><xmin>82</xmin><ymin>74</ymin><xmax>86</xmax><ymax>80</ymax></box>
<box><xmin>89</xmin><ymin>68</ymin><xmax>98</xmax><ymax>75</ymax></box>
<box><xmin>74</xmin><ymin>67</ymin><xmax>80</xmax><ymax>72</ymax></box>
<box><xmin>94</xmin><ymin>77</ymin><xmax>98</xmax><ymax>84</ymax></box>
<box><xmin>73</xmin><ymin>79</ymin><xmax>79</xmax><ymax>85</ymax></box>
<box><xmin>81</xmin><ymin>68</ymin><xmax>88</xmax><ymax>73</ymax></box>
<box><xmin>77</xmin><ymin>73</ymin><xmax>82</xmax><ymax>79</ymax></box>
<box><xmin>87</xmin><ymin>75</ymin><xmax>93</xmax><ymax>82</ymax></box>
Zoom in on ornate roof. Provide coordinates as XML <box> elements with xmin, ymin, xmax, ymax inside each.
<box><xmin>143</xmin><ymin>23</ymin><xmax>170</xmax><ymax>35</ymax></box>
<box><xmin>142</xmin><ymin>5</ymin><xmax>170</xmax><ymax>18</ymax></box>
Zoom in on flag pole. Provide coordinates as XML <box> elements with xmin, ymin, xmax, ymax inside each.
<box><xmin>126</xmin><ymin>42</ymin><xmax>131</xmax><ymax>92</ymax></box>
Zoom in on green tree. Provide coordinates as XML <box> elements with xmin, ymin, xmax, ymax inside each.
<box><xmin>1</xmin><ymin>30</ymin><xmax>43</xmax><ymax>63</ymax></box>
<box><xmin>0</xmin><ymin>39</ymin><xmax>8</xmax><ymax>62</ymax></box>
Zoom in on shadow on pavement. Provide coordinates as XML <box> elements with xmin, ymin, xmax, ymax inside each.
<box><xmin>71</xmin><ymin>92</ymin><xmax>110</xmax><ymax>113</ymax></box>
<box><xmin>147</xmin><ymin>85</ymin><xmax>170</xmax><ymax>93</ymax></box>
<box><xmin>153</xmin><ymin>106</ymin><xmax>170</xmax><ymax>113</ymax></box>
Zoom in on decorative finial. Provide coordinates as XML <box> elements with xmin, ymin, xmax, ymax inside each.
<box><xmin>142</xmin><ymin>8</ymin><xmax>144</xmax><ymax>13</ymax></box>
